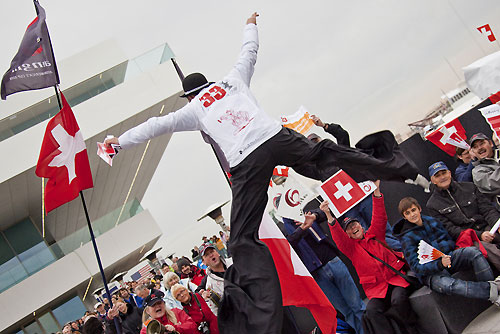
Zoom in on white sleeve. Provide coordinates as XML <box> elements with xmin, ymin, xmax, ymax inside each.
<box><xmin>118</xmin><ymin>104</ymin><xmax>200</xmax><ymax>149</ymax></box>
<box><xmin>226</xmin><ymin>23</ymin><xmax>259</xmax><ymax>86</ymax></box>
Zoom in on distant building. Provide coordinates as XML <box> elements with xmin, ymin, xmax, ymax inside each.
<box><xmin>0</xmin><ymin>40</ymin><xmax>185</xmax><ymax>333</ymax></box>
<box><xmin>401</xmin><ymin>81</ymin><xmax>481</xmax><ymax>142</ymax></box>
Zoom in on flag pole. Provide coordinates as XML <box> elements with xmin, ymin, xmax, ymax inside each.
<box><xmin>51</xmin><ymin>85</ymin><xmax>121</xmax><ymax>333</ymax></box>
<box><xmin>170</xmin><ymin>58</ymin><xmax>232</xmax><ymax>187</ymax></box>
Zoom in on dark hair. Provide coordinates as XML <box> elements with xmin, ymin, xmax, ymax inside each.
<box><xmin>398</xmin><ymin>197</ymin><xmax>421</xmax><ymax>216</ymax></box>
<box><xmin>82</xmin><ymin>317</ymin><xmax>104</xmax><ymax>334</ymax></box>
<box><xmin>455</xmin><ymin>140</ymin><xmax>470</xmax><ymax>161</ymax></box>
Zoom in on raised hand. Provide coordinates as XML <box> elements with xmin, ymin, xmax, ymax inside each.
<box><xmin>247</xmin><ymin>12</ymin><xmax>259</xmax><ymax>25</ymax></box>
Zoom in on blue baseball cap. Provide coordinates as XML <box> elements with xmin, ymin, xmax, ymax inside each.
<box><xmin>428</xmin><ymin>161</ymin><xmax>449</xmax><ymax>177</ymax></box>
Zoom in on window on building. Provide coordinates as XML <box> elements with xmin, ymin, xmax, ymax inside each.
<box><xmin>38</xmin><ymin>312</ymin><xmax>61</xmax><ymax>334</ymax></box>
<box><xmin>22</xmin><ymin>321</ymin><xmax>43</xmax><ymax>334</ymax></box>
<box><xmin>3</xmin><ymin>218</ymin><xmax>56</xmax><ymax>275</ymax></box>
<box><xmin>52</xmin><ymin>296</ymin><xmax>87</xmax><ymax>327</ymax></box>
<box><xmin>0</xmin><ymin>234</ymin><xmax>27</xmax><ymax>292</ymax></box>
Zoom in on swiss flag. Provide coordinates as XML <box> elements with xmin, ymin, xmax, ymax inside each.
<box><xmin>259</xmin><ymin>214</ymin><xmax>336</xmax><ymax>334</ymax></box>
<box><xmin>273</xmin><ymin>166</ymin><xmax>289</xmax><ymax>177</ymax></box>
<box><xmin>425</xmin><ymin>118</ymin><xmax>469</xmax><ymax>156</ymax></box>
<box><xmin>316</xmin><ymin>170</ymin><xmax>375</xmax><ymax>217</ymax></box>
<box><xmin>35</xmin><ymin>93</ymin><xmax>93</xmax><ymax>212</ymax></box>
<box><xmin>477</xmin><ymin>24</ymin><xmax>497</xmax><ymax>42</ymax></box>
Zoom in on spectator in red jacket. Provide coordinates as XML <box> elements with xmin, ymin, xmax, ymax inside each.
<box><xmin>140</xmin><ymin>291</ymin><xmax>198</xmax><ymax>334</ymax></box>
<box><xmin>172</xmin><ymin>284</ymin><xmax>219</xmax><ymax>334</ymax></box>
<box><xmin>320</xmin><ymin>181</ymin><xmax>418</xmax><ymax>334</ymax></box>
<box><xmin>177</xmin><ymin>258</ymin><xmax>206</xmax><ymax>286</ymax></box>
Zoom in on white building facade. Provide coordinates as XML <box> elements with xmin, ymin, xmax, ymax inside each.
<box><xmin>0</xmin><ymin>40</ymin><xmax>185</xmax><ymax>333</ymax></box>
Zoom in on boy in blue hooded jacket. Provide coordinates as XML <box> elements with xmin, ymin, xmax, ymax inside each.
<box><xmin>393</xmin><ymin>196</ymin><xmax>500</xmax><ymax>305</ymax></box>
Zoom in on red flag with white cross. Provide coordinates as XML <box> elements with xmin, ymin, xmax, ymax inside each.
<box><xmin>35</xmin><ymin>92</ymin><xmax>93</xmax><ymax>212</ymax></box>
<box><xmin>316</xmin><ymin>170</ymin><xmax>375</xmax><ymax>218</ymax></box>
<box><xmin>425</xmin><ymin>118</ymin><xmax>469</xmax><ymax>156</ymax></box>
<box><xmin>259</xmin><ymin>213</ymin><xmax>337</xmax><ymax>334</ymax></box>
<box><xmin>477</xmin><ymin>24</ymin><xmax>497</xmax><ymax>42</ymax></box>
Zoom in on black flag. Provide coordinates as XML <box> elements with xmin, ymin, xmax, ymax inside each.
<box><xmin>1</xmin><ymin>0</ymin><xmax>59</xmax><ymax>100</ymax></box>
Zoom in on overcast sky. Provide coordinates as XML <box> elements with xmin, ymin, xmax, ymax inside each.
<box><xmin>2</xmin><ymin>1</ymin><xmax>500</xmax><ymax>260</ymax></box>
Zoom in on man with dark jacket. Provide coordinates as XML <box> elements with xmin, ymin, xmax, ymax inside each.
<box><xmin>283</xmin><ymin>213</ymin><xmax>365</xmax><ymax>334</ymax></box>
<box><xmin>426</xmin><ymin>161</ymin><xmax>500</xmax><ymax>243</ymax></box>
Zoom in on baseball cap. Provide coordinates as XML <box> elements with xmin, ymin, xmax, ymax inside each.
<box><xmin>428</xmin><ymin>161</ymin><xmax>449</xmax><ymax>177</ymax></box>
<box><xmin>143</xmin><ymin>290</ymin><xmax>165</xmax><ymax>307</ymax></box>
<box><xmin>469</xmin><ymin>133</ymin><xmax>489</xmax><ymax>146</ymax></box>
<box><xmin>199</xmin><ymin>243</ymin><xmax>216</xmax><ymax>256</ymax></box>
<box><xmin>94</xmin><ymin>302</ymin><xmax>103</xmax><ymax>309</ymax></box>
<box><xmin>340</xmin><ymin>217</ymin><xmax>359</xmax><ymax>231</ymax></box>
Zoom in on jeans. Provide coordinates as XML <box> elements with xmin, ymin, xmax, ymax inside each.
<box><xmin>342</xmin><ymin>196</ymin><xmax>402</xmax><ymax>251</ymax></box>
<box><xmin>429</xmin><ymin>247</ymin><xmax>495</xmax><ymax>300</ymax></box>
<box><xmin>313</xmin><ymin>257</ymin><xmax>366</xmax><ymax>334</ymax></box>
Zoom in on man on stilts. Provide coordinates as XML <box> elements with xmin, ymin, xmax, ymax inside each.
<box><xmin>105</xmin><ymin>12</ymin><xmax>426</xmax><ymax>333</ymax></box>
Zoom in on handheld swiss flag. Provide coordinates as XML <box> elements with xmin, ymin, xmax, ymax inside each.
<box><xmin>36</xmin><ymin>93</ymin><xmax>93</xmax><ymax>212</ymax></box>
<box><xmin>259</xmin><ymin>214</ymin><xmax>336</xmax><ymax>334</ymax></box>
<box><xmin>477</xmin><ymin>24</ymin><xmax>497</xmax><ymax>42</ymax></box>
<box><xmin>316</xmin><ymin>170</ymin><xmax>375</xmax><ymax>218</ymax></box>
<box><xmin>425</xmin><ymin>118</ymin><xmax>469</xmax><ymax>156</ymax></box>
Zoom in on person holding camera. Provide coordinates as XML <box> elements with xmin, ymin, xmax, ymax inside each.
<box><xmin>172</xmin><ymin>284</ymin><xmax>219</xmax><ymax>334</ymax></box>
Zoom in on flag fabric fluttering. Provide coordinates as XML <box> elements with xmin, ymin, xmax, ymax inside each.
<box><xmin>425</xmin><ymin>118</ymin><xmax>469</xmax><ymax>156</ymax></box>
<box><xmin>316</xmin><ymin>170</ymin><xmax>375</xmax><ymax>218</ymax></box>
<box><xmin>1</xmin><ymin>0</ymin><xmax>59</xmax><ymax>100</ymax></box>
<box><xmin>259</xmin><ymin>214</ymin><xmax>337</xmax><ymax>334</ymax></box>
<box><xmin>131</xmin><ymin>263</ymin><xmax>154</xmax><ymax>283</ymax></box>
<box><xmin>280</xmin><ymin>106</ymin><xmax>315</xmax><ymax>136</ymax></box>
<box><xmin>479</xmin><ymin>104</ymin><xmax>500</xmax><ymax>140</ymax></box>
<box><xmin>477</xmin><ymin>24</ymin><xmax>497</xmax><ymax>42</ymax></box>
<box><xmin>35</xmin><ymin>92</ymin><xmax>93</xmax><ymax>212</ymax></box>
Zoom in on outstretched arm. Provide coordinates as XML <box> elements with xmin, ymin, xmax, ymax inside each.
<box><xmin>228</xmin><ymin>12</ymin><xmax>260</xmax><ymax>86</ymax></box>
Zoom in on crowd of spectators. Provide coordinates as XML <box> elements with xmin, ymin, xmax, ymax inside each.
<box><xmin>56</xmin><ymin>119</ymin><xmax>500</xmax><ymax>334</ymax></box>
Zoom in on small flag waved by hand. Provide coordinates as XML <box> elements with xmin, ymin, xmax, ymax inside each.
<box><xmin>417</xmin><ymin>240</ymin><xmax>445</xmax><ymax>264</ymax></box>
<box><xmin>97</xmin><ymin>137</ymin><xmax>120</xmax><ymax>166</ymax></box>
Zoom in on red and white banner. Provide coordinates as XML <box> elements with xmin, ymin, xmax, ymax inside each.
<box><xmin>280</xmin><ymin>106</ymin><xmax>315</xmax><ymax>136</ymax></box>
<box><xmin>35</xmin><ymin>93</ymin><xmax>93</xmax><ymax>212</ymax></box>
<box><xmin>425</xmin><ymin>118</ymin><xmax>469</xmax><ymax>156</ymax></box>
<box><xmin>479</xmin><ymin>104</ymin><xmax>500</xmax><ymax>140</ymax></box>
<box><xmin>259</xmin><ymin>214</ymin><xmax>336</xmax><ymax>334</ymax></box>
<box><xmin>477</xmin><ymin>24</ymin><xmax>497</xmax><ymax>42</ymax></box>
<box><xmin>275</xmin><ymin>175</ymin><xmax>316</xmax><ymax>221</ymax></box>
<box><xmin>316</xmin><ymin>170</ymin><xmax>375</xmax><ymax>218</ymax></box>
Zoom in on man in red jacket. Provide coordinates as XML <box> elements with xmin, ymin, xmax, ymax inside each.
<box><xmin>177</xmin><ymin>258</ymin><xmax>206</xmax><ymax>286</ymax></box>
<box><xmin>319</xmin><ymin>181</ymin><xmax>418</xmax><ymax>334</ymax></box>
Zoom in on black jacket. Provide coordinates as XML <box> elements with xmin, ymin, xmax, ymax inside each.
<box><xmin>426</xmin><ymin>180</ymin><xmax>500</xmax><ymax>240</ymax></box>
<box><xmin>117</xmin><ymin>303</ymin><xmax>142</xmax><ymax>334</ymax></box>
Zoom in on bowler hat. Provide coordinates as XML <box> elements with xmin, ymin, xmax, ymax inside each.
<box><xmin>180</xmin><ymin>73</ymin><xmax>213</xmax><ymax>97</ymax></box>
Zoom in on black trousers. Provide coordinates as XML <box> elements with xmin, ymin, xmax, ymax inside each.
<box><xmin>363</xmin><ymin>285</ymin><xmax>417</xmax><ymax>334</ymax></box>
<box><xmin>218</xmin><ymin>128</ymin><xmax>418</xmax><ymax>334</ymax></box>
